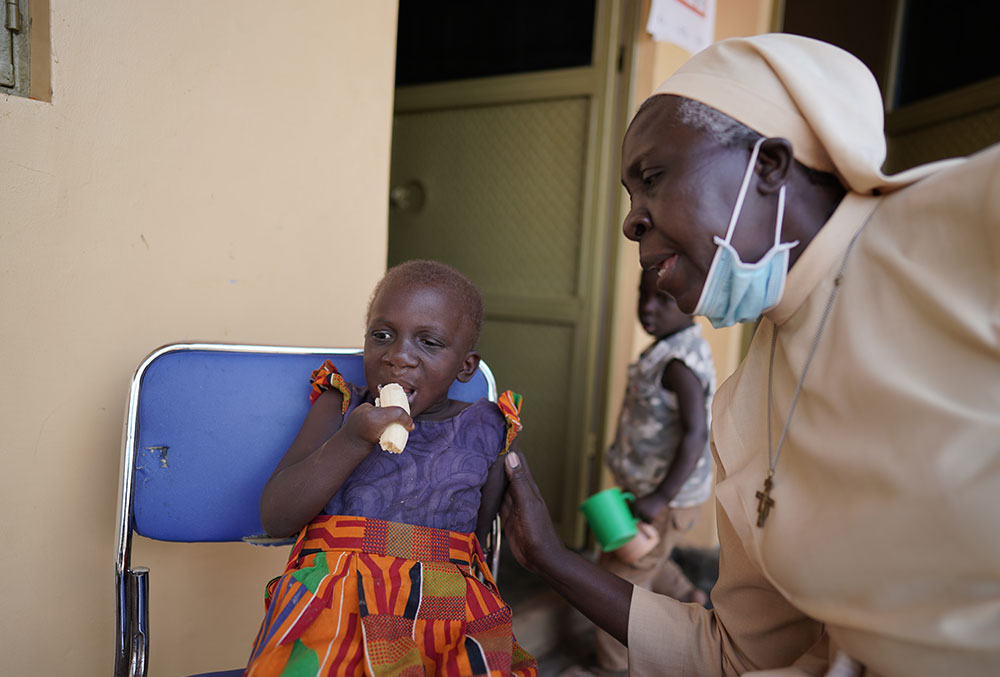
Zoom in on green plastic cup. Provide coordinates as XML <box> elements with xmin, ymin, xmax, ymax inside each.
<box><xmin>580</xmin><ymin>487</ymin><xmax>638</xmax><ymax>551</ymax></box>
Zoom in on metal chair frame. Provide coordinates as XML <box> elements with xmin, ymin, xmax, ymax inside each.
<box><xmin>113</xmin><ymin>342</ymin><xmax>501</xmax><ymax>677</ymax></box>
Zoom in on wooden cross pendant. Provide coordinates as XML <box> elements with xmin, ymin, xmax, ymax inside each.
<box><xmin>755</xmin><ymin>475</ymin><xmax>775</xmax><ymax>527</ymax></box>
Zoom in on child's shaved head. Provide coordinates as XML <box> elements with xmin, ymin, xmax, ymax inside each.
<box><xmin>368</xmin><ymin>260</ymin><xmax>484</xmax><ymax>350</ymax></box>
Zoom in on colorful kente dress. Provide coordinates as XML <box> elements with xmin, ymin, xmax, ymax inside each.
<box><xmin>245</xmin><ymin>362</ymin><xmax>536</xmax><ymax>677</ymax></box>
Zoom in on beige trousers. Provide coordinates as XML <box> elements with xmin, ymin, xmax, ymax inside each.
<box><xmin>594</xmin><ymin>504</ymin><xmax>702</xmax><ymax>673</ymax></box>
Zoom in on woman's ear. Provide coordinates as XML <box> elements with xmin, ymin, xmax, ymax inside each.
<box><xmin>756</xmin><ymin>137</ymin><xmax>794</xmax><ymax>195</ymax></box>
<box><xmin>456</xmin><ymin>351</ymin><xmax>481</xmax><ymax>383</ymax></box>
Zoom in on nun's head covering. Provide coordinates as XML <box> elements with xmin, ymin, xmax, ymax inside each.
<box><xmin>645</xmin><ymin>33</ymin><xmax>960</xmax><ymax>195</ymax></box>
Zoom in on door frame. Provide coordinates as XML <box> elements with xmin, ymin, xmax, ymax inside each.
<box><xmin>391</xmin><ymin>0</ymin><xmax>639</xmax><ymax>544</ymax></box>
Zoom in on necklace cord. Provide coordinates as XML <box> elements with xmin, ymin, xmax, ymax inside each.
<box><xmin>765</xmin><ymin>224</ymin><xmax>869</xmax><ymax>473</ymax></box>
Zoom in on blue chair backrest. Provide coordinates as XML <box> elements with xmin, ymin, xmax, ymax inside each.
<box><xmin>129</xmin><ymin>344</ymin><xmax>496</xmax><ymax>543</ymax></box>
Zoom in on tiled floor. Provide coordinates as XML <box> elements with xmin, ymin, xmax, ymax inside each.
<box><xmin>498</xmin><ymin>545</ymin><xmax>720</xmax><ymax>676</ymax></box>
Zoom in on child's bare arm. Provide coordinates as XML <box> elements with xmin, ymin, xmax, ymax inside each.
<box><xmin>634</xmin><ymin>358</ymin><xmax>708</xmax><ymax>523</ymax></box>
<box><xmin>260</xmin><ymin>390</ymin><xmax>413</xmax><ymax>538</ymax></box>
<box><xmin>475</xmin><ymin>442</ymin><xmax>513</xmax><ymax>548</ymax></box>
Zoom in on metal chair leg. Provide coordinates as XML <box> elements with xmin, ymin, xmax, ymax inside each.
<box><xmin>114</xmin><ymin>569</ymin><xmax>129</xmax><ymax>677</ymax></box>
<box><xmin>489</xmin><ymin>514</ymin><xmax>502</xmax><ymax>581</ymax></box>
<box><xmin>130</xmin><ymin>568</ymin><xmax>149</xmax><ymax>677</ymax></box>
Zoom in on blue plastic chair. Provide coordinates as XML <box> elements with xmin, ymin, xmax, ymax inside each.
<box><xmin>113</xmin><ymin>342</ymin><xmax>499</xmax><ymax>677</ymax></box>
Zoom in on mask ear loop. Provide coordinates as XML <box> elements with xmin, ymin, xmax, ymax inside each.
<box><xmin>720</xmin><ymin>136</ymin><xmax>767</xmax><ymax>246</ymax></box>
<box><xmin>773</xmin><ymin>183</ymin><xmax>786</xmax><ymax>247</ymax></box>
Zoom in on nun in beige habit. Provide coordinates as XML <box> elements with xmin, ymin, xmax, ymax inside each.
<box><xmin>499</xmin><ymin>33</ymin><xmax>1000</xmax><ymax>676</ymax></box>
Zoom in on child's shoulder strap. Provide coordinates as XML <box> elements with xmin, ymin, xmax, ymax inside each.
<box><xmin>497</xmin><ymin>390</ymin><xmax>523</xmax><ymax>455</ymax></box>
<box><xmin>309</xmin><ymin>360</ymin><xmax>352</xmax><ymax>414</ymax></box>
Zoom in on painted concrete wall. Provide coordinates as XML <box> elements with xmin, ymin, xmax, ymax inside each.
<box><xmin>0</xmin><ymin>2</ymin><xmax>398</xmax><ymax>674</ymax></box>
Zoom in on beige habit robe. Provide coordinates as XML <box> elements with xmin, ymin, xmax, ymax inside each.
<box><xmin>627</xmin><ymin>34</ymin><xmax>1000</xmax><ymax>677</ymax></box>
<box><xmin>628</xmin><ymin>136</ymin><xmax>1000</xmax><ymax>677</ymax></box>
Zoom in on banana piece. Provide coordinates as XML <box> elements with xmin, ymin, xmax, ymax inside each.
<box><xmin>375</xmin><ymin>383</ymin><xmax>410</xmax><ymax>454</ymax></box>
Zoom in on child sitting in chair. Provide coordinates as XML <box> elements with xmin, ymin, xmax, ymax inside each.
<box><xmin>245</xmin><ymin>260</ymin><xmax>537</xmax><ymax>676</ymax></box>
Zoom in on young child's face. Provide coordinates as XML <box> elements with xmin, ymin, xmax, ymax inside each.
<box><xmin>638</xmin><ymin>268</ymin><xmax>692</xmax><ymax>339</ymax></box>
<box><xmin>364</xmin><ymin>280</ymin><xmax>478</xmax><ymax>418</ymax></box>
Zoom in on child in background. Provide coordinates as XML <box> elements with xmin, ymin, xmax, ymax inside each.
<box><xmin>588</xmin><ymin>267</ymin><xmax>716</xmax><ymax>676</ymax></box>
<box><xmin>245</xmin><ymin>260</ymin><xmax>537</xmax><ymax>676</ymax></box>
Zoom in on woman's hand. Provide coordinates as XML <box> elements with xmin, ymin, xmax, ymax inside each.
<box><xmin>500</xmin><ymin>451</ymin><xmax>566</xmax><ymax>575</ymax></box>
<box><xmin>501</xmin><ymin>449</ymin><xmax>635</xmax><ymax>644</ymax></box>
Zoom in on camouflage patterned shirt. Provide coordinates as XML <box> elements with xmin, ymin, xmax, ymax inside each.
<box><xmin>605</xmin><ymin>324</ymin><xmax>716</xmax><ymax>507</ymax></box>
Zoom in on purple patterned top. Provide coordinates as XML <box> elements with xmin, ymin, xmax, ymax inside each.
<box><xmin>322</xmin><ymin>382</ymin><xmax>506</xmax><ymax>533</ymax></box>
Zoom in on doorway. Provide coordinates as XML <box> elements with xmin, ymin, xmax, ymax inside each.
<box><xmin>388</xmin><ymin>0</ymin><xmax>636</xmax><ymax>543</ymax></box>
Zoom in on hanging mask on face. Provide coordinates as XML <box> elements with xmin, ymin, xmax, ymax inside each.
<box><xmin>693</xmin><ymin>137</ymin><xmax>798</xmax><ymax>328</ymax></box>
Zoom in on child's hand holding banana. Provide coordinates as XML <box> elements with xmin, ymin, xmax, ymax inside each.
<box><xmin>375</xmin><ymin>383</ymin><xmax>410</xmax><ymax>454</ymax></box>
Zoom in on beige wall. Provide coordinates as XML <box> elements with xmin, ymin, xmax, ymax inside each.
<box><xmin>603</xmin><ymin>0</ymin><xmax>774</xmax><ymax>548</ymax></box>
<box><xmin>0</xmin><ymin>2</ymin><xmax>399</xmax><ymax>675</ymax></box>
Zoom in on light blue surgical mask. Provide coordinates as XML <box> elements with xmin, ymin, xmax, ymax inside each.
<box><xmin>693</xmin><ymin>137</ymin><xmax>798</xmax><ymax>328</ymax></box>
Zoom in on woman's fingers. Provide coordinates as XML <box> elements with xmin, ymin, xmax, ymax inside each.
<box><xmin>502</xmin><ymin>451</ymin><xmax>562</xmax><ymax>572</ymax></box>
<box><xmin>504</xmin><ymin>451</ymin><xmax>542</xmax><ymax>501</ymax></box>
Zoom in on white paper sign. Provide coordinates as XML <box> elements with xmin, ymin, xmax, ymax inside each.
<box><xmin>646</xmin><ymin>0</ymin><xmax>717</xmax><ymax>55</ymax></box>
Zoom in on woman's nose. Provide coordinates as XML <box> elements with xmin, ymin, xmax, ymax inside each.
<box><xmin>623</xmin><ymin>209</ymin><xmax>651</xmax><ymax>241</ymax></box>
